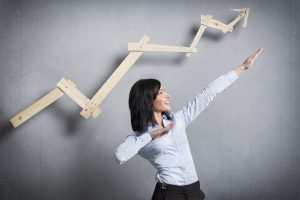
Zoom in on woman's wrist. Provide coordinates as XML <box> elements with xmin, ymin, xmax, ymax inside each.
<box><xmin>234</xmin><ymin>64</ymin><xmax>247</xmax><ymax>76</ymax></box>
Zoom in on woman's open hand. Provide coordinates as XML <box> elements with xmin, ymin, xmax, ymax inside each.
<box><xmin>241</xmin><ymin>48</ymin><xmax>263</xmax><ymax>69</ymax></box>
<box><xmin>150</xmin><ymin>123</ymin><xmax>174</xmax><ymax>140</ymax></box>
<box><xmin>235</xmin><ymin>48</ymin><xmax>263</xmax><ymax>76</ymax></box>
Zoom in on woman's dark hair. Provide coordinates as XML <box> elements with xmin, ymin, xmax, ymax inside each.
<box><xmin>129</xmin><ymin>78</ymin><xmax>170</xmax><ymax>134</ymax></box>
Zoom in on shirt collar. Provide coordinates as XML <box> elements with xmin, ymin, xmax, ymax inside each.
<box><xmin>145</xmin><ymin>112</ymin><xmax>175</xmax><ymax>132</ymax></box>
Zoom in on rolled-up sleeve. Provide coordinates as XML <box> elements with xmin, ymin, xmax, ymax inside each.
<box><xmin>114</xmin><ymin>133</ymin><xmax>152</xmax><ymax>164</ymax></box>
<box><xmin>175</xmin><ymin>70</ymin><xmax>239</xmax><ymax>127</ymax></box>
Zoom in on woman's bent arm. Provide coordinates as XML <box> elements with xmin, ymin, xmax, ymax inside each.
<box><xmin>114</xmin><ymin>133</ymin><xmax>152</xmax><ymax>164</ymax></box>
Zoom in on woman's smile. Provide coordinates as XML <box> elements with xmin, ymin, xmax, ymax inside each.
<box><xmin>153</xmin><ymin>87</ymin><xmax>171</xmax><ymax>112</ymax></box>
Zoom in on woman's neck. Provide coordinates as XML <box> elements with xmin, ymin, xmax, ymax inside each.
<box><xmin>153</xmin><ymin>111</ymin><xmax>163</xmax><ymax>127</ymax></box>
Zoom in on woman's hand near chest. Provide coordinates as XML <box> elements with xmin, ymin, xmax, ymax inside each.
<box><xmin>150</xmin><ymin>123</ymin><xmax>174</xmax><ymax>140</ymax></box>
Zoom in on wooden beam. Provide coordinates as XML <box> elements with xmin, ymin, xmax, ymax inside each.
<box><xmin>186</xmin><ymin>24</ymin><xmax>207</xmax><ymax>57</ymax></box>
<box><xmin>231</xmin><ymin>8</ymin><xmax>250</xmax><ymax>27</ymax></box>
<box><xmin>243</xmin><ymin>8</ymin><xmax>250</xmax><ymax>27</ymax></box>
<box><xmin>201</xmin><ymin>15</ymin><xmax>233</xmax><ymax>33</ymax></box>
<box><xmin>128</xmin><ymin>43</ymin><xmax>197</xmax><ymax>53</ymax></box>
<box><xmin>80</xmin><ymin>35</ymin><xmax>150</xmax><ymax>119</ymax></box>
<box><xmin>228</xmin><ymin>13</ymin><xmax>246</xmax><ymax>27</ymax></box>
<box><xmin>10</xmin><ymin>88</ymin><xmax>64</xmax><ymax>128</ymax></box>
<box><xmin>56</xmin><ymin>78</ymin><xmax>102</xmax><ymax>116</ymax></box>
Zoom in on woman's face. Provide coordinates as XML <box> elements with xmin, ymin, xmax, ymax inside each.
<box><xmin>153</xmin><ymin>86</ymin><xmax>171</xmax><ymax>112</ymax></box>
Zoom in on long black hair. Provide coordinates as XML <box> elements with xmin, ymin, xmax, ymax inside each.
<box><xmin>129</xmin><ymin>78</ymin><xmax>170</xmax><ymax>134</ymax></box>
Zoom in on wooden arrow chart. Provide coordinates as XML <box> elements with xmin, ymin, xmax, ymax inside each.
<box><xmin>10</xmin><ymin>8</ymin><xmax>250</xmax><ymax>128</ymax></box>
<box><xmin>186</xmin><ymin>8</ymin><xmax>250</xmax><ymax>57</ymax></box>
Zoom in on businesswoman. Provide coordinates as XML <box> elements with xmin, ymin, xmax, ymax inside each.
<box><xmin>115</xmin><ymin>48</ymin><xmax>262</xmax><ymax>200</ymax></box>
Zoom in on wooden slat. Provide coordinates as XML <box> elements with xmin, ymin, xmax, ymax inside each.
<box><xmin>80</xmin><ymin>35</ymin><xmax>150</xmax><ymax>119</ymax></box>
<box><xmin>231</xmin><ymin>8</ymin><xmax>250</xmax><ymax>27</ymax></box>
<box><xmin>10</xmin><ymin>88</ymin><xmax>64</xmax><ymax>128</ymax></box>
<box><xmin>231</xmin><ymin>8</ymin><xmax>248</xmax><ymax>12</ymax></box>
<box><xmin>128</xmin><ymin>43</ymin><xmax>197</xmax><ymax>53</ymax></box>
<box><xmin>186</xmin><ymin>24</ymin><xmax>207</xmax><ymax>57</ymax></box>
<box><xmin>202</xmin><ymin>17</ymin><xmax>233</xmax><ymax>33</ymax></box>
<box><xmin>228</xmin><ymin>13</ymin><xmax>245</xmax><ymax>27</ymax></box>
<box><xmin>57</xmin><ymin>78</ymin><xmax>101</xmax><ymax>114</ymax></box>
<box><xmin>243</xmin><ymin>8</ymin><xmax>250</xmax><ymax>27</ymax></box>
<box><xmin>57</xmin><ymin>78</ymin><xmax>89</xmax><ymax>108</ymax></box>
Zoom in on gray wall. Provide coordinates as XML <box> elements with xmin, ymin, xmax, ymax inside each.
<box><xmin>0</xmin><ymin>0</ymin><xmax>299</xmax><ymax>199</ymax></box>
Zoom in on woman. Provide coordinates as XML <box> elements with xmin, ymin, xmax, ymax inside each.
<box><xmin>115</xmin><ymin>48</ymin><xmax>263</xmax><ymax>200</ymax></box>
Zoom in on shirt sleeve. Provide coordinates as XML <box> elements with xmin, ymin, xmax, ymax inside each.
<box><xmin>175</xmin><ymin>70</ymin><xmax>239</xmax><ymax>128</ymax></box>
<box><xmin>114</xmin><ymin>132</ymin><xmax>152</xmax><ymax>164</ymax></box>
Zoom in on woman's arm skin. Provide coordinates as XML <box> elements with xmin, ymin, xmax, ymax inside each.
<box><xmin>235</xmin><ymin>48</ymin><xmax>263</xmax><ymax>76</ymax></box>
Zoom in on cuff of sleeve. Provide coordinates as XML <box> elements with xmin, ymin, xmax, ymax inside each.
<box><xmin>139</xmin><ymin>133</ymin><xmax>152</xmax><ymax>144</ymax></box>
<box><xmin>226</xmin><ymin>70</ymin><xmax>239</xmax><ymax>82</ymax></box>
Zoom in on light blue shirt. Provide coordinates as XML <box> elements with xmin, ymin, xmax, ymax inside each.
<box><xmin>115</xmin><ymin>70</ymin><xmax>239</xmax><ymax>186</ymax></box>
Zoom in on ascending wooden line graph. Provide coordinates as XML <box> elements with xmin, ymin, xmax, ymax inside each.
<box><xmin>10</xmin><ymin>8</ymin><xmax>250</xmax><ymax>128</ymax></box>
<box><xmin>186</xmin><ymin>8</ymin><xmax>250</xmax><ymax>57</ymax></box>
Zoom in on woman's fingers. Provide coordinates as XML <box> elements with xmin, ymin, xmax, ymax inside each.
<box><xmin>243</xmin><ymin>47</ymin><xmax>263</xmax><ymax>68</ymax></box>
<box><xmin>161</xmin><ymin>123</ymin><xmax>174</xmax><ymax>134</ymax></box>
<box><xmin>255</xmin><ymin>47</ymin><xmax>263</xmax><ymax>55</ymax></box>
<box><xmin>251</xmin><ymin>48</ymin><xmax>263</xmax><ymax>61</ymax></box>
<box><xmin>150</xmin><ymin>123</ymin><xmax>174</xmax><ymax>139</ymax></box>
<box><xmin>165</xmin><ymin>123</ymin><xmax>174</xmax><ymax>131</ymax></box>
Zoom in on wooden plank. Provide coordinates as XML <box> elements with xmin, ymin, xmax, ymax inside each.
<box><xmin>243</xmin><ymin>8</ymin><xmax>250</xmax><ymax>27</ymax></box>
<box><xmin>80</xmin><ymin>35</ymin><xmax>150</xmax><ymax>119</ymax></box>
<box><xmin>228</xmin><ymin>13</ymin><xmax>245</xmax><ymax>27</ymax></box>
<box><xmin>57</xmin><ymin>78</ymin><xmax>101</xmax><ymax>114</ymax></box>
<box><xmin>10</xmin><ymin>88</ymin><xmax>64</xmax><ymax>128</ymax></box>
<box><xmin>231</xmin><ymin>8</ymin><xmax>248</xmax><ymax>12</ymax></box>
<box><xmin>57</xmin><ymin>78</ymin><xmax>89</xmax><ymax>108</ymax></box>
<box><xmin>128</xmin><ymin>43</ymin><xmax>197</xmax><ymax>53</ymax></box>
<box><xmin>200</xmin><ymin>15</ymin><xmax>213</xmax><ymax>25</ymax></box>
<box><xmin>186</xmin><ymin>24</ymin><xmax>207</xmax><ymax>57</ymax></box>
<box><xmin>202</xmin><ymin>17</ymin><xmax>233</xmax><ymax>33</ymax></box>
<box><xmin>231</xmin><ymin>8</ymin><xmax>250</xmax><ymax>27</ymax></box>
<box><xmin>186</xmin><ymin>15</ymin><xmax>217</xmax><ymax>57</ymax></box>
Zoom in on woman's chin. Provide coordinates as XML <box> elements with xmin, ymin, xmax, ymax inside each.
<box><xmin>165</xmin><ymin>106</ymin><xmax>171</xmax><ymax>112</ymax></box>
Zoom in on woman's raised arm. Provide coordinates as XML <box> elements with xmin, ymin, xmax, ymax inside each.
<box><xmin>175</xmin><ymin>48</ymin><xmax>263</xmax><ymax>128</ymax></box>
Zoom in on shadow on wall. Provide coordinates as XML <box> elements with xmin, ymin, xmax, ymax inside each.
<box><xmin>48</xmin><ymin>101</ymin><xmax>85</xmax><ymax>134</ymax></box>
<box><xmin>0</xmin><ymin>110</ymin><xmax>15</xmax><ymax>145</ymax></box>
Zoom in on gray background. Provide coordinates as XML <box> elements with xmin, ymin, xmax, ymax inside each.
<box><xmin>0</xmin><ymin>0</ymin><xmax>299</xmax><ymax>199</ymax></box>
